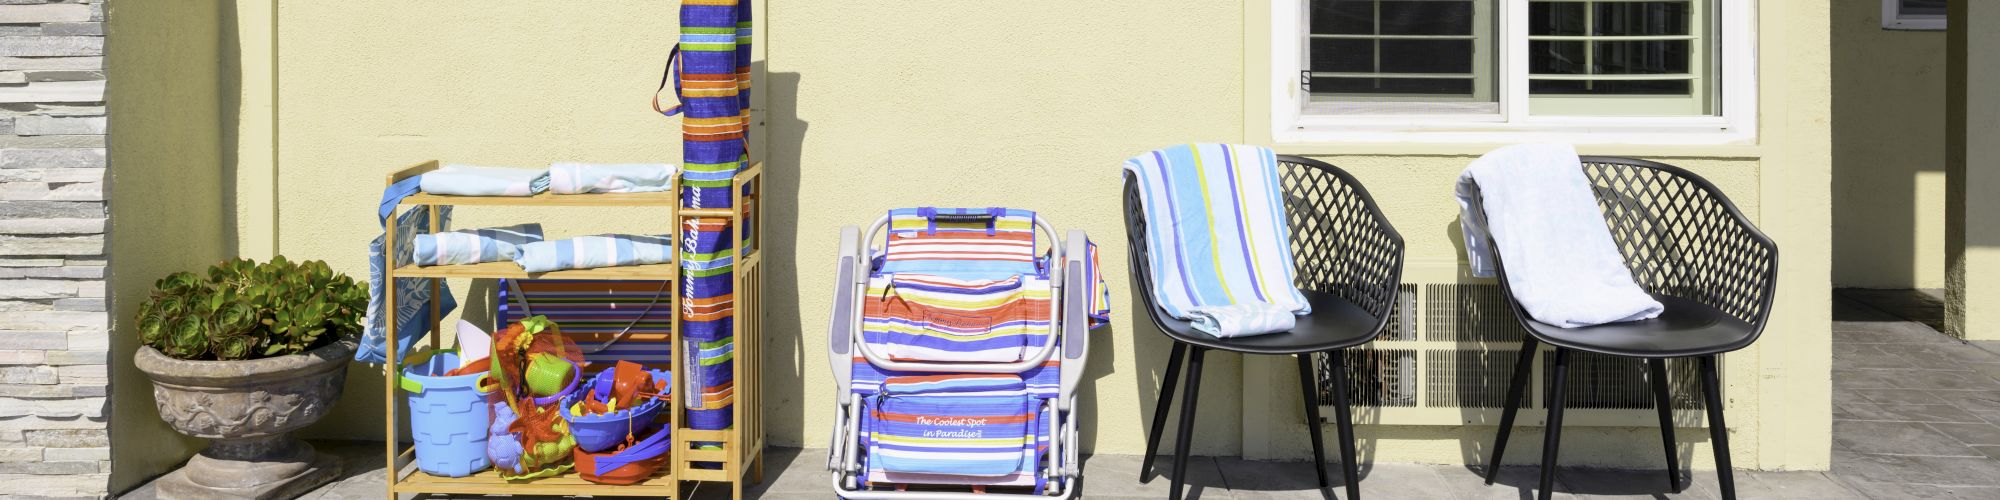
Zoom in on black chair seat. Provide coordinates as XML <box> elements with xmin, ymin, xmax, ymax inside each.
<box><xmin>1147</xmin><ymin>290</ymin><xmax>1382</xmax><ymax>355</ymax></box>
<box><xmin>1522</xmin><ymin>295</ymin><xmax>1756</xmax><ymax>359</ymax></box>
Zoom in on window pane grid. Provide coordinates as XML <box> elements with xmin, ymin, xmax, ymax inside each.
<box><xmin>1306</xmin><ymin>0</ymin><xmax>1494</xmax><ymax>104</ymax></box>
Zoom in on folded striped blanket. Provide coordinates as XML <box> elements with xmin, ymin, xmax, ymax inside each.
<box><xmin>548</xmin><ymin>163</ymin><xmax>677</xmax><ymax>194</ymax></box>
<box><xmin>515</xmin><ymin>234</ymin><xmax>673</xmax><ymax>273</ymax></box>
<box><xmin>413</xmin><ymin>223</ymin><xmax>544</xmax><ymax>267</ymax></box>
<box><xmin>1124</xmin><ymin>144</ymin><xmax>1309</xmax><ymax>336</ymax></box>
<box><xmin>420</xmin><ymin>164</ymin><xmax>550</xmax><ymax>197</ymax></box>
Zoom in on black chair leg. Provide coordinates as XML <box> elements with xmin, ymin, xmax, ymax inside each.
<box><xmin>1297</xmin><ymin>353</ymin><xmax>1330</xmax><ymax>489</ymax></box>
<box><xmin>1329</xmin><ymin>351</ymin><xmax>1362</xmax><ymax>500</ymax></box>
<box><xmin>1169</xmin><ymin>347</ymin><xmax>1206</xmax><ymax>500</ymax></box>
<box><xmin>1648</xmin><ymin>358</ymin><xmax>1682</xmax><ymax>493</ymax></box>
<box><xmin>1486</xmin><ymin>338</ymin><xmax>1540</xmax><ymax>484</ymax></box>
<box><xmin>1539</xmin><ymin>348</ymin><xmax>1571</xmax><ymax>500</ymax></box>
<box><xmin>1142</xmin><ymin>341</ymin><xmax>1187</xmax><ymax>482</ymax></box>
<box><xmin>1701</xmin><ymin>355</ymin><xmax>1735</xmax><ymax>500</ymax></box>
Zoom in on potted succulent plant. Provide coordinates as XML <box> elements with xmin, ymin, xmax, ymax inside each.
<box><xmin>131</xmin><ymin>256</ymin><xmax>366</xmax><ymax>499</ymax></box>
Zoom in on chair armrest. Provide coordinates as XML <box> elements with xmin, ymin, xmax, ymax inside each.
<box><xmin>1059</xmin><ymin>229</ymin><xmax>1091</xmax><ymax>409</ymax></box>
<box><xmin>1287</xmin><ymin>182</ymin><xmax>1407</xmax><ymax>323</ymax></box>
<box><xmin>828</xmin><ymin>224</ymin><xmax>862</xmax><ymax>400</ymax></box>
<box><xmin>1677</xmin><ymin>180</ymin><xmax>1780</xmax><ymax>328</ymax></box>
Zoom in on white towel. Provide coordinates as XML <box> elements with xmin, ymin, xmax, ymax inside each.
<box><xmin>1187</xmin><ymin>303</ymin><xmax>1298</xmax><ymax>338</ymax></box>
<box><xmin>548</xmin><ymin>162</ymin><xmax>678</xmax><ymax>194</ymax></box>
<box><xmin>1454</xmin><ymin>143</ymin><xmax>1663</xmax><ymax>328</ymax></box>
<box><xmin>419</xmin><ymin>164</ymin><xmax>550</xmax><ymax>197</ymax></box>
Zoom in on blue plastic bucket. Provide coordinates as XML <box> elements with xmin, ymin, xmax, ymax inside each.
<box><xmin>563</xmin><ymin>368</ymin><xmax>670</xmax><ymax>453</ymax></box>
<box><xmin>401</xmin><ymin>352</ymin><xmax>492</xmax><ymax>477</ymax></box>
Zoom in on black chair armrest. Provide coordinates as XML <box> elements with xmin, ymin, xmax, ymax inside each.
<box><xmin>1277</xmin><ymin>155</ymin><xmax>1407</xmax><ymax>323</ymax></box>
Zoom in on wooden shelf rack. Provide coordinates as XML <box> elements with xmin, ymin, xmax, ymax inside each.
<box><xmin>378</xmin><ymin>159</ymin><xmax>765</xmax><ymax>499</ymax></box>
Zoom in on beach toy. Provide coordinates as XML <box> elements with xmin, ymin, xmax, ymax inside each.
<box><xmin>574</xmin><ymin>424</ymin><xmax>672</xmax><ymax>485</ymax></box>
<box><xmin>487</xmin><ymin>403</ymin><xmax>525</xmax><ymax>475</ymax></box>
<box><xmin>401</xmin><ymin>351</ymin><xmax>493</xmax><ymax>477</ymax></box>
<box><xmin>525</xmin><ymin>352</ymin><xmax>576</xmax><ymax>397</ymax></box>
<box><xmin>564</xmin><ymin>368</ymin><xmax>671</xmax><ymax>453</ymax></box>
<box><xmin>609</xmin><ymin>361</ymin><xmax>648</xmax><ymax>410</ymax></box>
<box><xmin>455</xmin><ymin>319</ymin><xmax>492</xmax><ymax>369</ymax></box>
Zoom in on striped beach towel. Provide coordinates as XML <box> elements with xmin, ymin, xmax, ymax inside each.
<box><xmin>497</xmin><ymin>280</ymin><xmax>673</xmax><ymax>365</ymax></box>
<box><xmin>413</xmin><ymin>223</ymin><xmax>543</xmax><ymax>267</ymax></box>
<box><xmin>515</xmin><ymin>234</ymin><xmax>673</xmax><ymax>273</ymax></box>
<box><xmin>862</xmin><ymin>273</ymin><xmax>1053</xmax><ymax>364</ymax></box>
<box><xmin>1124</xmin><ymin>144</ymin><xmax>1310</xmax><ymax>320</ymax></box>
<box><xmin>866</xmin><ymin>374</ymin><xmax>1039</xmax><ymax>479</ymax></box>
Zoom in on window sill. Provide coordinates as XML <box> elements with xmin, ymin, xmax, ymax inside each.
<box><xmin>1270</xmin><ymin>115</ymin><xmax>1758</xmax><ymax>157</ymax></box>
<box><xmin>1270</xmin><ymin>118</ymin><xmax>1760</xmax><ymax>158</ymax></box>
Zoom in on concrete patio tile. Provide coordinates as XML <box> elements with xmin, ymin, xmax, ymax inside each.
<box><xmin>1837</xmin><ymin>344</ymin><xmax>1923</xmax><ymax>369</ymax></box>
<box><xmin>1928</xmin><ymin>423</ymin><xmax>2000</xmax><ymax>446</ymax></box>
<box><xmin>1715</xmin><ymin>471</ymin><xmax>1867</xmax><ymax>499</ymax></box>
<box><xmin>1976</xmin><ymin>445</ymin><xmax>2000</xmax><ymax>461</ymax></box>
<box><xmin>1560</xmin><ymin>467</ymin><xmax>1715</xmax><ymax>499</ymax></box>
<box><xmin>1832</xmin><ymin>450</ymin><xmax>2000</xmax><ymax>486</ymax></box>
<box><xmin>1073</xmin><ymin>454</ymin><xmax>1233</xmax><ymax>500</ymax></box>
<box><xmin>1832</xmin><ymin>322</ymin><xmax>1954</xmax><ymax>342</ymax></box>
<box><xmin>1435</xmin><ymin>465</ymin><xmax>1581</xmax><ymax>500</ymax></box>
<box><xmin>1834</xmin><ymin>370</ymin><xmax>1914</xmax><ymax>390</ymax></box>
<box><xmin>1928</xmin><ymin>391</ymin><xmax>2000</xmax><ymax>413</ymax></box>
<box><xmin>1845</xmin><ymin>480</ymin><xmax>1969</xmax><ymax>499</ymax></box>
<box><xmin>1216</xmin><ymin>458</ymin><xmax>1450</xmax><ymax>500</ymax></box>
<box><xmin>742</xmin><ymin>447</ymin><xmax>827</xmax><ymax>497</ymax></box>
<box><xmin>1835</xmin><ymin>403</ymin><xmax>1987</xmax><ymax>423</ymax></box>
<box><xmin>1853</xmin><ymin>388</ymin><xmax>1949</xmax><ymax>405</ymax></box>
<box><xmin>1833</xmin><ymin>421</ymin><xmax>1983</xmax><ymax>456</ymax></box>
<box><xmin>1878</xmin><ymin>343</ymin><xmax>2000</xmax><ymax>368</ymax></box>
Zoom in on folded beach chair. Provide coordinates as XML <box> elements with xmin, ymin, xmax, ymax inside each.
<box><xmin>826</xmin><ymin>207</ymin><xmax>1103</xmax><ymax>499</ymax></box>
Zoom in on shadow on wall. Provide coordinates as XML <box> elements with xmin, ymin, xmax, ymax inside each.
<box><xmin>1828</xmin><ymin>0</ymin><xmax>1949</xmax><ymax>289</ymax></box>
<box><xmin>105</xmin><ymin>0</ymin><xmax>235</xmax><ymax>493</ymax></box>
<box><xmin>759</xmin><ymin>67</ymin><xmax>810</xmax><ymax>447</ymax></box>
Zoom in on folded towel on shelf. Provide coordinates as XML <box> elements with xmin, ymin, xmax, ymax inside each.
<box><xmin>1454</xmin><ymin>143</ymin><xmax>1663</xmax><ymax>328</ymax></box>
<box><xmin>419</xmin><ymin>164</ymin><xmax>550</xmax><ymax>197</ymax></box>
<box><xmin>548</xmin><ymin>163</ymin><xmax>678</xmax><ymax>194</ymax></box>
<box><xmin>515</xmin><ymin>234</ymin><xmax>674</xmax><ymax>273</ymax></box>
<box><xmin>413</xmin><ymin>223</ymin><xmax>545</xmax><ymax>267</ymax></box>
<box><xmin>1124</xmin><ymin>144</ymin><xmax>1310</xmax><ymax>338</ymax></box>
<box><xmin>1187</xmin><ymin>303</ymin><xmax>1298</xmax><ymax>338</ymax></box>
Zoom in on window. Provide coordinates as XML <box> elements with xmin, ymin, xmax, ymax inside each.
<box><xmin>1883</xmin><ymin>0</ymin><xmax>1945</xmax><ymax>31</ymax></box>
<box><xmin>1271</xmin><ymin>0</ymin><xmax>1756</xmax><ymax>144</ymax></box>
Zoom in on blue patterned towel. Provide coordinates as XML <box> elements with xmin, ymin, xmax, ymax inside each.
<box><xmin>358</xmin><ymin>184</ymin><xmax>456</xmax><ymax>363</ymax></box>
<box><xmin>413</xmin><ymin>224</ymin><xmax>544</xmax><ymax>267</ymax></box>
<box><xmin>420</xmin><ymin>164</ymin><xmax>550</xmax><ymax>197</ymax></box>
<box><xmin>549</xmin><ymin>163</ymin><xmax>678</xmax><ymax>194</ymax></box>
<box><xmin>516</xmin><ymin>234</ymin><xmax>673</xmax><ymax>273</ymax></box>
<box><xmin>1187</xmin><ymin>303</ymin><xmax>1297</xmax><ymax>338</ymax></box>
<box><xmin>1124</xmin><ymin>144</ymin><xmax>1311</xmax><ymax>321</ymax></box>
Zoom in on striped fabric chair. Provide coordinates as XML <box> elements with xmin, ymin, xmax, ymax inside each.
<box><xmin>826</xmin><ymin>207</ymin><xmax>1102</xmax><ymax>499</ymax></box>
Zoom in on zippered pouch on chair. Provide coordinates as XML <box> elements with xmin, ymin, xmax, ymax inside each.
<box><xmin>864</xmin><ymin>374</ymin><xmax>1039</xmax><ymax>480</ymax></box>
<box><xmin>861</xmin><ymin>273</ymin><xmax>1052</xmax><ymax>363</ymax></box>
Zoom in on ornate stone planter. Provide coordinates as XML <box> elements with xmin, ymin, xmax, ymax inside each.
<box><xmin>134</xmin><ymin>339</ymin><xmax>354</xmax><ymax>499</ymax></box>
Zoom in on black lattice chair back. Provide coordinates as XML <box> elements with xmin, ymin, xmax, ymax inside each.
<box><xmin>1579</xmin><ymin>156</ymin><xmax>1778</xmax><ymax>328</ymax></box>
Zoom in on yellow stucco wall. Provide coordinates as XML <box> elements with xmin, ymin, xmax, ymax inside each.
<box><xmin>105</xmin><ymin>0</ymin><xmax>1833</xmax><ymax>481</ymax></box>
<box><xmin>1831</xmin><ymin>0</ymin><xmax>1949</xmax><ymax>290</ymax></box>
<box><xmin>104</xmin><ymin>0</ymin><xmax>229</xmax><ymax>492</ymax></box>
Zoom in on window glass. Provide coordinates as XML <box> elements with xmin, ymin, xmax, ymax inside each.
<box><xmin>1306</xmin><ymin>0</ymin><xmax>1495</xmax><ymax>110</ymax></box>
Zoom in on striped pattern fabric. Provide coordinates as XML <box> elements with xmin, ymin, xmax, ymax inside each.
<box><xmin>1083</xmin><ymin>239</ymin><xmax>1111</xmax><ymax>329</ymax></box>
<box><xmin>497</xmin><ymin>280</ymin><xmax>673</xmax><ymax>365</ymax></box>
<box><xmin>880</xmin><ymin>207</ymin><xmax>1040</xmax><ymax>281</ymax></box>
<box><xmin>681</xmin><ymin>217</ymin><xmax>734</xmax><ymax>341</ymax></box>
<box><xmin>675</xmin><ymin>0</ymin><xmax>751</xmax><ymax>209</ymax></box>
<box><xmin>1123</xmin><ymin>144</ymin><xmax>1311</xmax><ymax>319</ymax></box>
<box><xmin>515</xmin><ymin>234</ymin><xmax>673</xmax><ymax>273</ymax></box>
<box><xmin>862</xmin><ymin>274</ymin><xmax>1052</xmax><ymax>363</ymax></box>
<box><xmin>413</xmin><ymin>223</ymin><xmax>543</xmax><ymax>267</ymax></box>
<box><xmin>865</xmin><ymin>374</ymin><xmax>1040</xmax><ymax>480</ymax></box>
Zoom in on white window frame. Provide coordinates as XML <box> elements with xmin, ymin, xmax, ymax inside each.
<box><xmin>1270</xmin><ymin>0</ymin><xmax>1758</xmax><ymax>146</ymax></box>
<box><xmin>1882</xmin><ymin>0</ymin><xmax>1946</xmax><ymax>31</ymax></box>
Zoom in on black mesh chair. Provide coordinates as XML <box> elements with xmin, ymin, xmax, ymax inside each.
<box><xmin>1122</xmin><ymin>155</ymin><xmax>1404</xmax><ymax>500</ymax></box>
<box><xmin>1472</xmin><ymin>157</ymin><xmax>1778</xmax><ymax>500</ymax></box>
